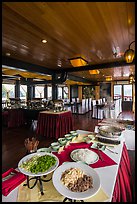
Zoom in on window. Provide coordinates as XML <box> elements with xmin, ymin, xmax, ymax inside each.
<box><xmin>64</xmin><ymin>86</ymin><xmax>69</xmax><ymax>99</ymax></box>
<box><xmin>20</xmin><ymin>85</ymin><xmax>27</xmax><ymax>100</ymax></box>
<box><xmin>47</xmin><ymin>86</ymin><xmax>52</xmax><ymax>100</ymax></box>
<box><xmin>2</xmin><ymin>84</ymin><xmax>15</xmax><ymax>100</ymax></box>
<box><xmin>114</xmin><ymin>84</ymin><xmax>133</xmax><ymax>101</ymax></box>
<box><xmin>123</xmin><ymin>85</ymin><xmax>132</xmax><ymax>101</ymax></box>
<box><xmin>114</xmin><ymin>85</ymin><xmax>122</xmax><ymax>100</ymax></box>
<box><xmin>35</xmin><ymin>86</ymin><xmax>44</xmax><ymax>98</ymax></box>
<box><xmin>58</xmin><ymin>87</ymin><xmax>62</xmax><ymax>99</ymax></box>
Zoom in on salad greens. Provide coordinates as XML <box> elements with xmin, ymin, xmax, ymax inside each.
<box><xmin>20</xmin><ymin>155</ymin><xmax>56</xmax><ymax>174</ymax></box>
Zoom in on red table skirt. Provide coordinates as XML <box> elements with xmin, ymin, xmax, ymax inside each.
<box><xmin>7</xmin><ymin>109</ymin><xmax>26</xmax><ymax>128</ymax></box>
<box><xmin>2</xmin><ymin>111</ymin><xmax>9</xmax><ymax>126</ymax></box>
<box><xmin>36</xmin><ymin>111</ymin><xmax>73</xmax><ymax>139</ymax></box>
<box><xmin>112</xmin><ymin>143</ymin><xmax>133</xmax><ymax>202</ymax></box>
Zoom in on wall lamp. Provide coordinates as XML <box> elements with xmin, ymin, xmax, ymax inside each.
<box><xmin>129</xmin><ymin>74</ymin><xmax>135</xmax><ymax>84</ymax></box>
<box><xmin>124</xmin><ymin>41</ymin><xmax>135</xmax><ymax>63</ymax></box>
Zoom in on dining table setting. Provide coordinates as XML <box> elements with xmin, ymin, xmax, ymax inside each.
<box><xmin>2</xmin><ymin>117</ymin><xmax>134</xmax><ymax>202</ymax></box>
<box><xmin>36</xmin><ymin>109</ymin><xmax>73</xmax><ymax>139</ymax></box>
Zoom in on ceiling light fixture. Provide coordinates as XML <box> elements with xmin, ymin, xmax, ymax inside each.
<box><xmin>124</xmin><ymin>41</ymin><xmax>135</xmax><ymax>63</ymax></box>
<box><xmin>69</xmin><ymin>56</ymin><xmax>88</xmax><ymax>67</ymax></box>
<box><xmin>41</xmin><ymin>39</ymin><xmax>47</xmax><ymax>43</ymax></box>
<box><xmin>6</xmin><ymin>53</ymin><xmax>11</xmax><ymax>56</ymax></box>
<box><xmin>105</xmin><ymin>76</ymin><xmax>112</xmax><ymax>81</ymax></box>
<box><xmin>89</xmin><ymin>70</ymin><xmax>100</xmax><ymax>75</ymax></box>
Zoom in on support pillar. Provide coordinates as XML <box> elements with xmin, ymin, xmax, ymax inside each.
<box><xmin>15</xmin><ymin>80</ymin><xmax>20</xmax><ymax>98</ymax></box>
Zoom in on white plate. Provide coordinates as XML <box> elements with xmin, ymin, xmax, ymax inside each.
<box><xmin>37</xmin><ymin>147</ymin><xmax>51</xmax><ymax>153</ymax></box>
<box><xmin>70</xmin><ymin>148</ymin><xmax>99</xmax><ymax>164</ymax></box>
<box><xmin>18</xmin><ymin>152</ymin><xmax>59</xmax><ymax>177</ymax></box>
<box><xmin>52</xmin><ymin>162</ymin><xmax>101</xmax><ymax>200</ymax></box>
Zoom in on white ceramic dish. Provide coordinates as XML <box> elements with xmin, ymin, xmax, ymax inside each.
<box><xmin>70</xmin><ymin>148</ymin><xmax>99</xmax><ymax>165</ymax></box>
<box><xmin>18</xmin><ymin>152</ymin><xmax>59</xmax><ymax>177</ymax></box>
<box><xmin>58</xmin><ymin>138</ymin><xmax>67</xmax><ymax>145</ymax></box>
<box><xmin>64</xmin><ymin>134</ymin><xmax>73</xmax><ymax>140</ymax></box>
<box><xmin>52</xmin><ymin>162</ymin><xmax>101</xmax><ymax>200</ymax></box>
<box><xmin>71</xmin><ymin>132</ymin><xmax>78</xmax><ymax>137</ymax></box>
<box><xmin>70</xmin><ymin>131</ymin><xmax>77</xmax><ymax>134</ymax></box>
<box><xmin>88</xmin><ymin>133</ymin><xmax>96</xmax><ymax>140</ymax></box>
<box><xmin>51</xmin><ymin>142</ymin><xmax>60</xmax><ymax>151</ymax></box>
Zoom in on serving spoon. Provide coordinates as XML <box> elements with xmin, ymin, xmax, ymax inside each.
<box><xmin>97</xmin><ymin>143</ymin><xmax>118</xmax><ymax>154</ymax></box>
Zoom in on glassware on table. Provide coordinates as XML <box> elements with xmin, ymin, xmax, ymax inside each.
<box><xmin>24</xmin><ymin>137</ymin><xmax>39</xmax><ymax>154</ymax></box>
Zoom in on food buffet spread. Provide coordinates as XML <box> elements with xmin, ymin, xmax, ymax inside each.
<box><xmin>2</xmin><ymin>118</ymin><xmax>134</xmax><ymax>202</ymax></box>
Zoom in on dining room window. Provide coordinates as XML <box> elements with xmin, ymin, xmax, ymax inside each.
<box><xmin>123</xmin><ymin>84</ymin><xmax>132</xmax><ymax>101</ymax></box>
<box><xmin>58</xmin><ymin>87</ymin><xmax>62</xmax><ymax>99</ymax></box>
<box><xmin>114</xmin><ymin>85</ymin><xmax>122</xmax><ymax>100</ymax></box>
<box><xmin>2</xmin><ymin>83</ymin><xmax>15</xmax><ymax>100</ymax></box>
<box><xmin>35</xmin><ymin>85</ymin><xmax>44</xmax><ymax>98</ymax></box>
<box><xmin>47</xmin><ymin>86</ymin><xmax>52</xmax><ymax>100</ymax></box>
<box><xmin>114</xmin><ymin>84</ymin><xmax>133</xmax><ymax>101</ymax></box>
<box><xmin>20</xmin><ymin>85</ymin><xmax>27</xmax><ymax>100</ymax></box>
<box><xmin>64</xmin><ymin>86</ymin><xmax>69</xmax><ymax>99</ymax></box>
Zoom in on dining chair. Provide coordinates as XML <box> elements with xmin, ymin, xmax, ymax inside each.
<box><xmin>92</xmin><ymin>100</ymin><xmax>104</xmax><ymax>119</ymax></box>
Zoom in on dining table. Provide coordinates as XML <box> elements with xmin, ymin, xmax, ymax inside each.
<box><xmin>36</xmin><ymin>110</ymin><xmax>73</xmax><ymax>139</ymax></box>
<box><xmin>2</xmin><ymin>128</ymin><xmax>133</xmax><ymax>202</ymax></box>
<box><xmin>2</xmin><ymin>108</ymin><xmax>26</xmax><ymax>128</ymax></box>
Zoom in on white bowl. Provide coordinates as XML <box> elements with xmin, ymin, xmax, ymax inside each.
<box><xmin>51</xmin><ymin>142</ymin><xmax>60</xmax><ymax>151</ymax></box>
<box><xmin>58</xmin><ymin>138</ymin><xmax>67</xmax><ymax>145</ymax></box>
<box><xmin>71</xmin><ymin>132</ymin><xmax>78</xmax><ymax>137</ymax></box>
<box><xmin>70</xmin><ymin>131</ymin><xmax>77</xmax><ymax>134</ymax></box>
<box><xmin>37</xmin><ymin>147</ymin><xmax>51</xmax><ymax>153</ymax></box>
<box><xmin>64</xmin><ymin>134</ymin><xmax>73</xmax><ymax>140</ymax></box>
<box><xmin>88</xmin><ymin>134</ymin><xmax>96</xmax><ymax>140</ymax></box>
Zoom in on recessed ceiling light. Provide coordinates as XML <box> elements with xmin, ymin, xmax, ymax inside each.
<box><xmin>6</xmin><ymin>53</ymin><xmax>11</xmax><ymax>56</ymax></box>
<box><xmin>41</xmin><ymin>39</ymin><xmax>47</xmax><ymax>43</ymax></box>
<box><xmin>89</xmin><ymin>70</ymin><xmax>100</xmax><ymax>75</ymax></box>
<box><xmin>105</xmin><ymin>76</ymin><xmax>112</xmax><ymax>81</ymax></box>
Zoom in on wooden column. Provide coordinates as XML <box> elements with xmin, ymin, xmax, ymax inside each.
<box><xmin>95</xmin><ymin>86</ymin><xmax>100</xmax><ymax>100</ymax></box>
<box><xmin>62</xmin><ymin>87</ymin><xmax>64</xmax><ymax>99</ymax></box>
<box><xmin>111</xmin><ymin>82</ymin><xmax>114</xmax><ymax>99</ymax></box>
<box><xmin>44</xmin><ymin>84</ymin><xmax>48</xmax><ymax>99</ymax></box>
<box><xmin>32</xmin><ymin>85</ymin><xmax>35</xmax><ymax>98</ymax></box>
<box><xmin>52</xmin><ymin>73</ymin><xmax>57</xmax><ymax>100</ymax></box>
<box><xmin>27</xmin><ymin>78</ymin><xmax>33</xmax><ymax>101</ymax></box>
<box><xmin>15</xmin><ymin>80</ymin><xmax>20</xmax><ymax>98</ymax></box>
<box><xmin>78</xmin><ymin>86</ymin><xmax>82</xmax><ymax>101</ymax></box>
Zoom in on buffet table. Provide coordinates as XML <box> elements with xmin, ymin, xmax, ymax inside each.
<box><xmin>36</xmin><ymin>110</ymin><xmax>73</xmax><ymax>139</ymax></box>
<box><xmin>2</xmin><ymin>129</ymin><xmax>133</xmax><ymax>202</ymax></box>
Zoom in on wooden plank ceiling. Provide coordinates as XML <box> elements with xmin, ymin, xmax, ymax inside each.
<box><xmin>2</xmin><ymin>2</ymin><xmax>135</xmax><ymax>84</ymax></box>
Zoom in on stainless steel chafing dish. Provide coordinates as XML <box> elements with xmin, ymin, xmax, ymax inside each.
<box><xmin>53</xmin><ymin>100</ymin><xmax>65</xmax><ymax>112</ymax></box>
<box><xmin>98</xmin><ymin>125</ymin><xmax>122</xmax><ymax>138</ymax></box>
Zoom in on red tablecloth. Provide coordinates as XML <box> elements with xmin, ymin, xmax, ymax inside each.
<box><xmin>2</xmin><ymin>111</ymin><xmax>9</xmax><ymax>126</ymax></box>
<box><xmin>2</xmin><ymin>168</ymin><xmax>26</xmax><ymax>196</ymax></box>
<box><xmin>36</xmin><ymin>111</ymin><xmax>73</xmax><ymax>139</ymax></box>
<box><xmin>112</xmin><ymin>143</ymin><xmax>133</xmax><ymax>202</ymax></box>
<box><xmin>53</xmin><ymin>142</ymin><xmax>117</xmax><ymax>168</ymax></box>
<box><xmin>7</xmin><ymin>109</ymin><xmax>26</xmax><ymax>128</ymax></box>
<box><xmin>53</xmin><ymin>142</ymin><xmax>133</xmax><ymax>202</ymax></box>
